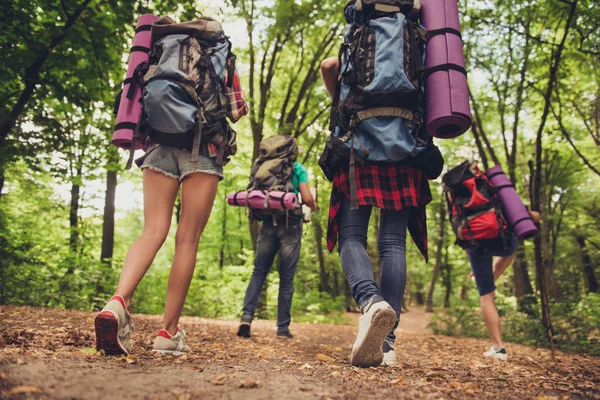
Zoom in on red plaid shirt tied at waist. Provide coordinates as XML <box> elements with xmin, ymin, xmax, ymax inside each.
<box><xmin>327</xmin><ymin>163</ymin><xmax>432</xmax><ymax>261</ymax></box>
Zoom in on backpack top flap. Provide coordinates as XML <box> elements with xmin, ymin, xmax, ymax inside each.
<box><xmin>442</xmin><ymin>160</ymin><xmax>475</xmax><ymax>191</ymax></box>
<box><xmin>258</xmin><ymin>135</ymin><xmax>298</xmax><ymax>161</ymax></box>
<box><xmin>345</xmin><ymin>0</ymin><xmax>415</xmax><ymax>22</ymax></box>
<box><xmin>151</xmin><ymin>16</ymin><xmax>224</xmax><ymax>43</ymax></box>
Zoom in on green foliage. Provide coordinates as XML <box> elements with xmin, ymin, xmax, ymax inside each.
<box><xmin>430</xmin><ymin>294</ymin><xmax>600</xmax><ymax>355</ymax></box>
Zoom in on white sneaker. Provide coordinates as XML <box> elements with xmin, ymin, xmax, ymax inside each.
<box><xmin>351</xmin><ymin>297</ymin><xmax>396</xmax><ymax>367</ymax></box>
<box><xmin>382</xmin><ymin>340</ymin><xmax>397</xmax><ymax>366</ymax></box>
<box><xmin>483</xmin><ymin>345</ymin><xmax>508</xmax><ymax>361</ymax></box>
<box><xmin>152</xmin><ymin>328</ymin><xmax>191</xmax><ymax>356</ymax></box>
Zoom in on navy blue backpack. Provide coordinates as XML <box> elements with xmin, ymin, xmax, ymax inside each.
<box><xmin>319</xmin><ymin>0</ymin><xmax>437</xmax><ymax>207</ymax></box>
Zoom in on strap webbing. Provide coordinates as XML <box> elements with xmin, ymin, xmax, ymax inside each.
<box><xmin>349</xmin><ymin>136</ymin><xmax>359</xmax><ymax>210</ymax></box>
<box><xmin>354</xmin><ymin>107</ymin><xmax>414</xmax><ymax>123</ymax></box>
<box><xmin>135</xmin><ymin>25</ymin><xmax>152</xmax><ymax>33</ymax></box>
<box><xmin>190</xmin><ymin>113</ymin><xmax>203</xmax><ymax>169</ymax></box>
<box><xmin>125</xmin><ymin>118</ymin><xmax>143</xmax><ymax>170</ymax></box>
<box><xmin>426</xmin><ymin>27</ymin><xmax>462</xmax><ymax>39</ymax></box>
<box><xmin>114</xmin><ymin>122</ymin><xmax>137</xmax><ymax>131</ymax></box>
<box><xmin>423</xmin><ymin>63</ymin><xmax>467</xmax><ymax>80</ymax></box>
<box><xmin>130</xmin><ymin>45</ymin><xmax>150</xmax><ymax>54</ymax></box>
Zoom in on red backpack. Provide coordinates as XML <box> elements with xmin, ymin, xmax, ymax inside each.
<box><xmin>442</xmin><ymin>161</ymin><xmax>507</xmax><ymax>248</ymax></box>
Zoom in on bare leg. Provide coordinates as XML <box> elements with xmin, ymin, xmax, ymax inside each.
<box><xmin>115</xmin><ymin>169</ymin><xmax>179</xmax><ymax>308</ymax></box>
<box><xmin>320</xmin><ymin>57</ymin><xmax>340</xmax><ymax>100</ymax></box>
<box><xmin>162</xmin><ymin>172</ymin><xmax>219</xmax><ymax>334</ymax></box>
<box><xmin>480</xmin><ymin>292</ymin><xmax>503</xmax><ymax>348</ymax></box>
<box><xmin>492</xmin><ymin>254</ymin><xmax>516</xmax><ymax>281</ymax></box>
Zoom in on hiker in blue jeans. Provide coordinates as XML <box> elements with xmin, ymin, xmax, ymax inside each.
<box><xmin>237</xmin><ymin>160</ymin><xmax>317</xmax><ymax>338</ymax></box>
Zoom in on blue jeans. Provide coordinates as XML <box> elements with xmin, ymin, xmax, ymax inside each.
<box><xmin>467</xmin><ymin>235</ymin><xmax>518</xmax><ymax>296</ymax></box>
<box><xmin>337</xmin><ymin>197</ymin><xmax>409</xmax><ymax>344</ymax></box>
<box><xmin>241</xmin><ymin>220</ymin><xmax>302</xmax><ymax>330</ymax></box>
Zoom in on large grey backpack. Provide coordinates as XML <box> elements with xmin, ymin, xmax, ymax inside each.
<box><xmin>127</xmin><ymin>16</ymin><xmax>240</xmax><ymax>168</ymax></box>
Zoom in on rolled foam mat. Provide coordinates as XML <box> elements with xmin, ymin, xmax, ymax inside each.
<box><xmin>485</xmin><ymin>165</ymin><xmax>538</xmax><ymax>241</ymax></box>
<box><xmin>112</xmin><ymin>14</ymin><xmax>159</xmax><ymax>149</ymax></box>
<box><xmin>227</xmin><ymin>191</ymin><xmax>298</xmax><ymax>210</ymax></box>
<box><xmin>421</xmin><ymin>0</ymin><xmax>472</xmax><ymax>139</ymax></box>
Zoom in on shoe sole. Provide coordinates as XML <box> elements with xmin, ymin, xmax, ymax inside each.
<box><xmin>237</xmin><ymin>324</ymin><xmax>251</xmax><ymax>338</ymax></box>
<box><xmin>95</xmin><ymin>311</ymin><xmax>127</xmax><ymax>356</ymax></box>
<box><xmin>351</xmin><ymin>308</ymin><xmax>396</xmax><ymax>368</ymax></box>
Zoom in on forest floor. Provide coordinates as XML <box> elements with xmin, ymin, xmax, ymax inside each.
<box><xmin>0</xmin><ymin>306</ymin><xmax>599</xmax><ymax>400</ymax></box>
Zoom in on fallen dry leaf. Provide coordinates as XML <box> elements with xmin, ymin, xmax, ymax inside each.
<box><xmin>9</xmin><ymin>386</ymin><xmax>42</xmax><ymax>395</ymax></box>
<box><xmin>300</xmin><ymin>363</ymin><xmax>313</xmax><ymax>370</ymax></box>
<box><xmin>211</xmin><ymin>374</ymin><xmax>227</xmax><ymax>385</ymax></box>
<box><xmin>316</xmin><ymin>353</ymin><xmax>335</xmax><ymax>362</ymax></box>
<box><xmin>239</xmin><ymin>378</ymin><xmax>259</xmax><ymax>388</ymax></box>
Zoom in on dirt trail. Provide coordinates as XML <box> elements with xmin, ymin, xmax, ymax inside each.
<box><xmin>1</xmin><ymin>306</ymin><xmax>599</xmax><ymax>399</ymax></box>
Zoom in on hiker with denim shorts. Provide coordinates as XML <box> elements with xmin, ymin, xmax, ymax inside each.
<box><xmin>95</xmin><ymin>16</ymin><xmax>248</xmax><ymax>356</ymax></box>
<box><xmin>237</xmin><ymin>136</ymin><xmax>317</xmax><ymax>339</ymax></box>
<box><xmin>466</xmin><ymin>211</ymin><xmax>540</xmax><ymax>361</ymax></box>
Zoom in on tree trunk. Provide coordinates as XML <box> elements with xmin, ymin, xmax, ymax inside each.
<box><xmin>312</xmin><ymin>215</ymin><xmax>330</xmax><ymax>295</ymax></box>
<box><xmin>512</xmin><ymin>244</ymin><xmax>534</xmax><ymax>299</ymax></box>
<box><xmin>441</xmin><ymin>246</ymin><xmax>451</xmax><ymax>308</ymax></box>
<box><xmin>69</xmin><ymin>169</ymin><xmax>82</xmax><ymax>253</ymax></box>
<box><xmin>575</xmin><ymin>234</ymin><xmax>599</xmax><ymax>293</ymax></box>
<box><xmin>426</xmin><ymin>202</ymin><xmax>446</xmax><ymax>312</ymax></box>
<box><xmin>219</xmin><ymin>197</ymin><xmax>228</xmax><ymax>269</ymax></box>
<box><xmin>0</xmin><ymin>169</ymin><xmax>4</xmax><ymax>202</ymax></box>
<box><xmin>100</xmin><ymin>148</ymin><xmax>119</xmax><ymax>265</ymax></box>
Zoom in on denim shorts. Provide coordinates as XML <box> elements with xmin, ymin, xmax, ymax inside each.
<box><xmin>135</xmin><ymin>145</ymin><xmax>224</xmax><ymax>181</ymax></box>
<box><xmin>467</xmin><ymin>235</ymin><xmax>518</xmax><ymax>296</ymax></box>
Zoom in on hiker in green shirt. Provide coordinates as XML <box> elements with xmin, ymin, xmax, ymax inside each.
<box><xmin>237</xmin><ymin>136</ymin><xmax>317</xmax><ymax>338</ymax></box>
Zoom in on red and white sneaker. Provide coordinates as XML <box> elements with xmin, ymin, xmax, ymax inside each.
<box><xmin>95</xmin><ymin>295</ymin><xmax>134</xmax><ymax>355</ymax></box>
<box><xmin>152</xmin><ymin>328</ymin><xmax>190</xmax><ymax>356</ymax></box>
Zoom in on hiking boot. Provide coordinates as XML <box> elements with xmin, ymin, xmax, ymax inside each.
<box><xmin>351</xmin><ymin>296</ymin><xmax>396</xmax><ymax>368</ymax></box>
<box><xmin>152</xmin><ymin>328</ymin><xmax>190</xmax><ymax>356</ymax></box>
<box><xmin>237</xmin><ymin>315</ymin><xmax>252</xmax><ymax>338</ymax></box>
<box><xmin>95</xmin><ymin>295</ymin><xmax>134</xmax><ymax>355</ymax></box>
<box><xmin>484</xmin><ymin>345</ymin><xmax>508</xmax><ymax>361</ymax></box>
<box><xmin>382</xmin><ymin>339</ymin><xmax>397</xmax><ymax>366</ymax></box>
<box><xmin>276</xmin><ymin>329</ymin><xmax>294</xmax><ymax>339</ymax></box>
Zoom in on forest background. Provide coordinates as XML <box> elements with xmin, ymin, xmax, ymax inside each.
<box><xmin>1</xmin><ymin>0</ymin><xmax>599</xmax><ymax>355</ymax></box>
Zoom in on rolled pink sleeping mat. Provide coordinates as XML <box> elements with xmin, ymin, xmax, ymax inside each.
<box><xmin>227</xmin><ymin>191</ymin><xmax>298</xmax><ymax>210</ymax></box>
<box><xmin>112</xmin><ymin>14</ymin><xmax>159</xmax><ymax>149</ymax></box>
<box><xmin>485</xmin><ymin>165</ymin><xmax>538</xmax><ymax>241</ymax></box>
<box><xmin>421</xmin><ymin>0</ymin><xmax>472</xmax><ymax>139</ymax></box>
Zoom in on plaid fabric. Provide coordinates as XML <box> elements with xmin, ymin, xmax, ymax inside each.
<box><xmin>224</xmin><ymin>61</ymin><xmax>248</xmax><ymax>123</ymax></box>
<box><xmin>327</xmin><ymin>163</ymin><xmax>432</xmax><ymax>261</ymax></box>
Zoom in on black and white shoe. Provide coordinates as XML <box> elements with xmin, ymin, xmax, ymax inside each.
<box><xmin>351</xmin><ymin>296</ymin><xmax>396</xmax><ymax>368</ymax></box>
<box><xmin>483</xmin><ymin>345</ymin><xmax>508</xmax><ymax>361</ymax></box>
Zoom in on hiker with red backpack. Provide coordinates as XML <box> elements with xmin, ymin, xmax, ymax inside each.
<box><xmin>237</xmin><ymin>135</ymin><xmax>317</xmax><ymax>339</ymax></box>
<box><xmin>96</xmin><ymin>16</ymin><xmax>247</xmax><ymax>356</ymax></box>
<box><xmin>319</xmin><ymin>0</ymin><xmax>445</xmax><ymax>367</ymax></box>
<box><xmin>442</xmin><ymin>161</ymin><xmax>540</xmax><ymax>361</ymax></box>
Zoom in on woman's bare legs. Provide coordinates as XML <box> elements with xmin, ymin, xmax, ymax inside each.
<box><xmin>115</xmin><ymin>169</ymin><xmax>180</xmax><ymax>308</ymax></box>
<box><xmin>162</xmin><ymin>172</ymin><xmax>219</xmax><ymax>334</ymax></box>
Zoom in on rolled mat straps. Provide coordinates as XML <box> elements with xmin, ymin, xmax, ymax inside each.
<box><xmin>423</xmin><ymin>63</ymin><xmax>467</xmax><ymax>80</ymax></box>
<box><xmin>426</xmin><ymin>27</ymin><xmax>462</xmax><ymax>39</ymax></box>
<box><xmin>135</xmin><ymin>24</ymin><xmax>153</xmax><ymax>33</ymax></box>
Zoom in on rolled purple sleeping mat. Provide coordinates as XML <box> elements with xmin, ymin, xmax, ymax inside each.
<box><xmin>227</xmin><ymin>190</ymin><xmax>298</xmax><ymax>210</ymax></box>
<box><xmin>421</xmin><ymin>0</ymin><xmax>472</xmax><ymax>139</ymax></box>
<box><xmin>485</xmin><ymin>165</ymin><xmax>538</xmax><ymax>241</ymax></box>
<box><xmin>112</xmin><ymin>14</ymin><xmax>159</xmax><ymax>149</ymax></box>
